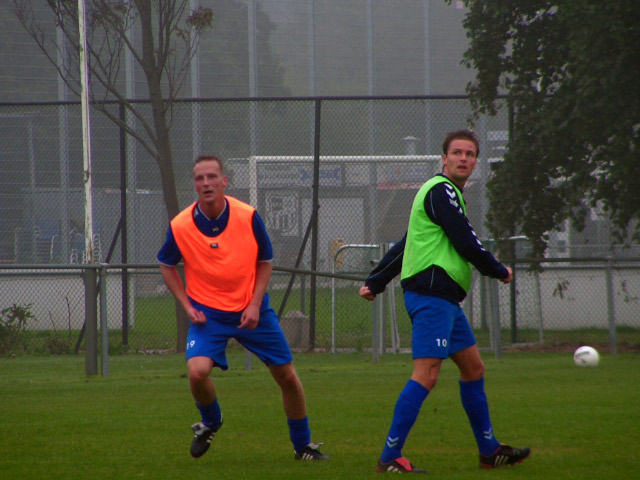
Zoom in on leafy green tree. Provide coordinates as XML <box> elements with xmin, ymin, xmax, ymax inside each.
<box><xmin>452</xmin><ymin>0</ymin><xmax>640</xmax><ymax>256</ymax></box>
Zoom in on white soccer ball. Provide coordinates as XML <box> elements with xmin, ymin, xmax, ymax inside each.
<box><xmin>573</xmin><ymin>346</ymin><xmax>599</xmax><ymax>368</ymax></box>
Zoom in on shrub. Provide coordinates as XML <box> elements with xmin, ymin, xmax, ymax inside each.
<box><xmin>0</xmin><ymin>303</ymin><xmax>36</xmax><ymax>354</ymax></box>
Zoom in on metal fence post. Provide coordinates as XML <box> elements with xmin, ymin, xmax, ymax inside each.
<box><xmin>386</xmin><ymin>277</ymin><xmax>400</xmax><ymax>353</ymax></box>
<box><xmin>99</xmin><ymin>264</ymin><xmax>109</xmax><ymax>377</ymax></box>
<box><xmin>534</xmin><ymin>270</ymin><xmax>544</xmax><ymax>343</ymax></box>
<box><xmin>378</xmin><ymin>242</ymin><xmax>389</xmax><ymax>353</ymax></box>
<box><xmin>489</xmin><ymin>280</ymin><xmax>503</xmax><ymax>360</ymax></box>
<box><xmin>372</xmin><ymin>297</ymin><xmax>380</xmax><ymax>363</ymax></box>
<box><xmin>309</xmin><ymin>98</ymin><xmax>322</xmax><ymax>350</ymax></box>
<box><xmin>377</xmin><ymin>284</ymin><xmax>385</xmax><ymax>355</ymax></box>
<box><xmin>83</xmin><ymin>267</ymin><xmax>98</xmax><ymax>375</ymax></box>
<box><xmin>118</xmin><ymin>102</ymin><xmax>129</xmax><ymax>347</ymax></box>
<box><xmin>509</xmin><ymin>261</ymin><xmax>517</xmax><ymax>343</ymax></box>
<box><xmin>605</xmin><ymin>256</ymin><xmax>617</xmax><ymax>356</ymax></box>
<box><xmin>331</xmin><ymin>248</ymin><xmax>337</xmax><ymax>354</ymax></box>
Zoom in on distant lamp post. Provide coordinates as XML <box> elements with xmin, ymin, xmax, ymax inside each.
<box><xmin>404</xmin><ymin>136</ymin><xmax>419</xmax><ymax>155</ymax></box>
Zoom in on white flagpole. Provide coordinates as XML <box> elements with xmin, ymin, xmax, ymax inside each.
<box><xmin>78</xmin><ymin>0</ymin><xmax>94</xmax><ymax>264</ymax></box>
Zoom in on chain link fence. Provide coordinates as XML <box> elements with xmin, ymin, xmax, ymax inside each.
<box><xmin>1</xmin><ymin>96</ymin><xmax>639</xmax><ymax>358</ymax></box>
<box><xmin>330</xmin><ymin>247</ymin><xmax>640</xmax><ymax>356</ymax></box>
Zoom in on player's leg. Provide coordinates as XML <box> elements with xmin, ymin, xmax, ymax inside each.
<box><xmin>451</xmin><ymin>345</ymin><xmax>501</xmax><ymax>456</ymax></box>
<box><xmin>411</xmin><ymin>356</ymin><xmax>443</xmax><ymax>390</ymax></box>
<box><xmin>185</xmin><ymin>317</ymin><xmax>229</xmax><ymax>458</ymax></box>
<box><xmin>268</xmin><ymin>362</ymin><xmax>306</xmax><ymax>419</ymax></box>
<box><xmin>377</xmin><ymin>293</ymin><xmax>454</xmax><ymax>473</ymax></box>
<box><xmin>450</xmin><ymin>315</ymin><xmax>529</xmax><ymax>467</ymax></box>
<box><xmin>267</xmin><ymin>362</ymin><xmax>327</xmax><ymax>459</ymax></box>
<box><xmin>186</xmin><ymin>355</ymin><xmax>224</xmax><ymax>458</ymax></box>
<box><xmin>450</xmin><ymin>343</ymin><xmax>484</xmax><ymax>381</ymax></box>
<box><xmin>187</xmin><ymin>356</ymin><xmax>222</xmax><ymax>427</ymax></box>
<box><xmin>237</xmin><ymin>297</ymin><xmax>328</xmax><ymax>460</ymax></box>
<box><xmin>377</xmin><ymin>358</ymin><xmax>436</xmax><ymax>473</ymax></box>
<box><xmin>449</xmin><ymin>310</ymin><xmax>499</xmax><ymax>456</ymax></box>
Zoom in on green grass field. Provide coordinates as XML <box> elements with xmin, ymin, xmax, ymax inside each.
<box><xmin>1</xmin><ymin>351</ymin><xmax>639</xmax><ymax>479</ymax></box>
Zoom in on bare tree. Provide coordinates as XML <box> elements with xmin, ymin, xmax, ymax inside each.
<box><xmin>12</xmin><ymin>0</ymin><xmax>213</xmax><ymax>350</ymax></box>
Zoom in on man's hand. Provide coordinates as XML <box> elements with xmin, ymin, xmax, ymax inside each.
<box><xmin>499</xmin><ymin>266</ymin><xmax>513</xmax><ymax>284</ymax></box>
<box><xmin>187</xmin><ymin>305</ymin><xmax>207</xmax><ymax>325</ymax></box>
<box><xmin>359</xmin><ymin>285</ymin><xmax>376</xmax><ymax>301</ymax></box>
<box><xmin>238</xmin><ymin>304</ymin><xmax>260</xmax><ymax>330</ymax></box>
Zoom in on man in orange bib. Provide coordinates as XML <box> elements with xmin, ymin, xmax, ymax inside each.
<box><xmin>158</xmin><ymin>155</ymin><xmax>328</xmax><ymax>461</ymax></box>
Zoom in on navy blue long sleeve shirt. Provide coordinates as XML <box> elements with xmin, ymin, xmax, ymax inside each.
<box><xmin>364</xmin><ymin>233</ymin><xmax>406</xmax><ymax>295</ymax></box>
<box><xmin>365</xmin><ymin>174</ymin><xmax>508</xmax><ymax>304</ymax></box>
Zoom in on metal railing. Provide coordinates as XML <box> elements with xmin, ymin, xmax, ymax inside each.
<box><xmin>1</xmin><ymin>256</ymin><xmax>639</xmax><ymax>375</ymax></box>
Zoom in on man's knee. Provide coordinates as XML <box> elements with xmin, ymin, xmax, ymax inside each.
<box><xmin>188</xmin><ymin>357</ymin><xmax>213</xmax><ymax>383</ymax></box>
<box><xmin>412</xmin><ymin>358</ymin><xmax>443</xmax><ymax>390</ymax></box>
<box><xmin>452</xmin><ymin>346</ymin><xmax>485</xmax><ymax>381</ymax></box>
<box><xmin>471</xmin><ymin>360</ymin><xmax>485</xmax><ymax>379</ymax></box>
<box><xmin>271</xmin><ymin>363</ymin><xmax>301</xmax><ymax>389</ymax></box>
<box><xmin>460</xmin><ymin>359</ymin><xmax>485</xmax><ymax>381</ymax></box>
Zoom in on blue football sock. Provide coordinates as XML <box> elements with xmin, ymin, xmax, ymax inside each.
<box><xmin>196</xmin><ymin>399</ymin><xmax>222</xmax><ymax>429</ymax></box>
<box><xmin>288</xmin><ymin>416</ymin><xmax>311</xmax><ymax>453</ymax></box>
<box><xmin>459</xmin><ymin>377</ymin><xmax>500</xmax><ymax>456</ymax></box>
<box><xmin>380</xmin><ymin>379</ymin><xmax>429</xmax><ymax>463</ymax></box>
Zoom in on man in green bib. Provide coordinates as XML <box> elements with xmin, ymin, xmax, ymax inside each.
<box><xmin>367</xmin><ymin>130</ymin><xmax>530</xmax><ymax>473</ymax></box>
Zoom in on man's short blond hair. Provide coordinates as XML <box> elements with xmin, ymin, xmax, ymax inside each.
<box><xmin>194</xmin><ymin>155</ymin><xmax>224</xmax><ymax>173</ymax></box>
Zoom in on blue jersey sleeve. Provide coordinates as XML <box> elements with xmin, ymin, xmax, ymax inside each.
<box><xmin>426</xmin><ymin>182</ymin><xmax>508</xmax><ymax>279</ymax></box>
<box><xmin>252</xmin><ymin>211</ymin><xmax>273</xmax><ymax>261</ymax></box>
<box><xmin>365</xmin><ymin>233</ymin><xmax>406</xmax><ymax>294</ymax></box>
<box><xmin>157</xmin><ymin>226</ymin><xmax>182</xmax><ymax>266</ymax></box>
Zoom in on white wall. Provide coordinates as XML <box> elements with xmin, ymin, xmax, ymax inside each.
<box><xmin>0</xmin><ymin>271</ymin><xmax>133</xmax><ymax>331</ymax></box>
<box><xmin>467</xmin><ymin>267</ymin><xmax>640</xmax><ymax>330</ymax></box>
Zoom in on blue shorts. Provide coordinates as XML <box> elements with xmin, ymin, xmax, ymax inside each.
<box><xmin>185</xmin><ymin>293</ymin><xmax>293</xmax><ymax>370</ymax></box>
<box><xmin>404</xmin><ymin>291</ymin><xmax>476</xmax><ymax>359</ymax></box>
